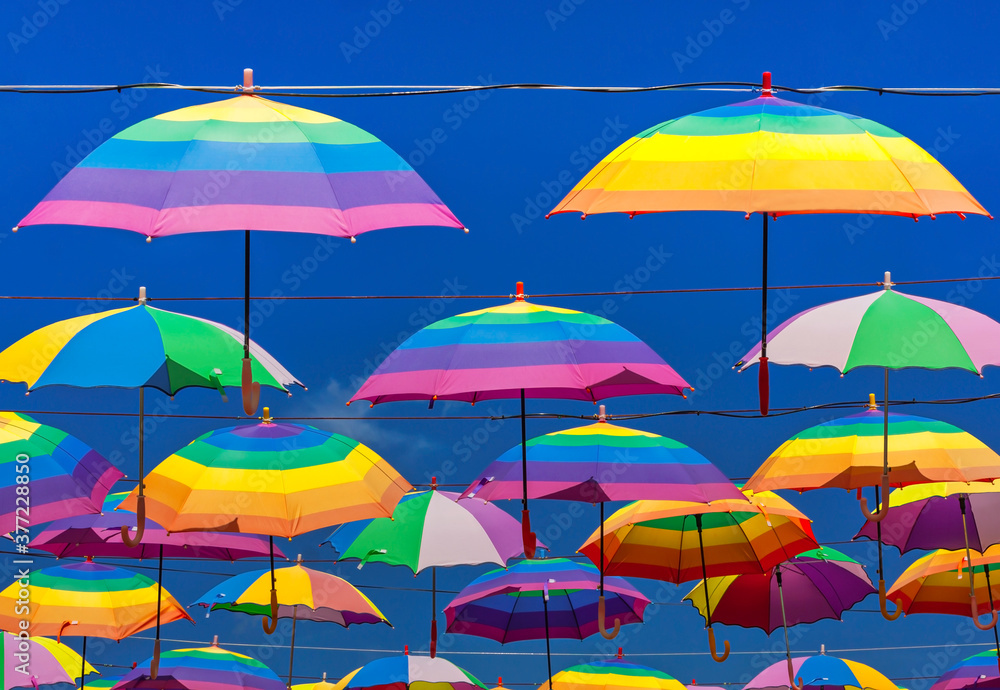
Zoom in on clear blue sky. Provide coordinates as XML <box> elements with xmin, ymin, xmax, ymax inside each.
<box><xmin>2</xmin><ymin>1</ymin><xmax>1000</xmax><ymax>688</ymax></box>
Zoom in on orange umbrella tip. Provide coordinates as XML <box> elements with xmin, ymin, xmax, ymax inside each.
<box><xmin>11</xmin><ymin>225</ymin><xmax>17</xmax><ymax>232</ymax></box>
<box><xmin>762</xmin><ymin>71</ymin><xmax>773</xmax><ymax>96</ymax></box>
<box><xmin>868</xmin><ymin>393</ymin><xmax>878</xmax><ymax>409</ymax></box>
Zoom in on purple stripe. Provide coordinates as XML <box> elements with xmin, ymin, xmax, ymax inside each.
<box><xmin>45</xmin><ymin>168</ymin><xmax>439</xmax><ymax>210</ymax></box>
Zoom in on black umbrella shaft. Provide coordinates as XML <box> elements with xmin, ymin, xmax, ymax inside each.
<box><xmin>542</xmin><ymin>592</ymin><xmax>552</xmax><ymax>690</ymax></box>
<box><xmin>695</xmin><ymin>514</ymin><xmax>713</xmax><ymax>627</ymax></box>
<box><xmin>244</xmin><ymin>230</ymin><xmax>251</xmax><ymax>356</ymax></box>
<box><xmin>761</xmin><ymin>213</ymin><xmax>768</xmax><ymax>357</ymax></box>
<box><xmin>155</xmin><ymin>545</ymin><xmax>163</xmax><ymax>634</ymax></box>
<box><xmin>520</xmin><ymin>389</ymin><xmax>528</xmax><ymax>512</ymax></box>
<box><xmin>269</xmin><ymin>536</ymin><xmax>276</xmax><ymax>588</ymax></box>
<box><xmin>81</xmin><ymin>637</ymin><xmax>87</xmax><ymax>690</ymax></box>
<box><xmin>777</xmin><ymin>570</ymin><xmax>792</xmax><ymax>664</ymax></box>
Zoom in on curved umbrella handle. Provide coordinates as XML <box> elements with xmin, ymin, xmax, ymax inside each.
<box><xmin>786</xmin><ymin>658</ymin><xmax>803</xmax><ymax>690</ymax></box>
<box><xmin>758</xmin><ymin>356</ymin><xmax>769</xmax><ymax>417</ymax></box>
<box><xmin>121</xmin><ymin>495</ymin><xmax>146</xmax><ymax>547</ymax></box>
<box><xmin>521</xmin><ymin>509</ymin><xmax>537</xmax><ymax>559</ymax></box>
<box><xmin>261</xmin><ymin>588</ymin><xmax>279</xmax><ymax>635</ymax></box>
<box><xmin>707</xmin><ymin>627</ymin><xmax>730</xmax><ymax>663</ymax></box>
<box><xmin>971</xmin><ymin>594</ymin><xmax>999</xmax><ymax>630</ymax></box>
<box><xmin>858</xmin><ymin>475</ymin><xmax>892</xmax><ymax>523</ymax></box>
<box><xmin>597</xmin><ymin>594</ymin><xmax>621</xmax><ymax>640</ymax></box>
<box><xmin>878</xmin><ymin>579</ymin><xmax>903</xmax><ymax>621</ymax></box>
<box><xmin>149</xmin><ymin>638</ymin><xmax>161</xmax><ymax>680</ymax></box>
<box><xmin>242</xmin><ymin>358</ymin><xmax>261</xmax><ymax>417</ymax></box>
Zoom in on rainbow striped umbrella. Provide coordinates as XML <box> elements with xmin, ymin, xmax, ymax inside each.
<box><xmin>350</xmin><ymin>282</ymin><xmax>690</xmax><ymax>558</ymax></box>
<box><xmin>113</xmin><ymin>643</ymin><xmax>286</xmax><ymax>690</ymax></box>
<box><xmin>3</xmin><ymin>632</ymin><xmax>97</xmax><ymax>690</ymax></box>
<box><xmin>333</xmin><ymin>655</ymin><xmax>486</xmax><ymax>690</ymax></box>
<box><xmin>743</xmin><ymin>655</ymin><xmax>897</xmax><ymax>690</ymax></box>
<box><xmin>540</xmin><ymin>658</ymin><xmax>686</xmax><ymax>690</ymax></box>
<box><xmin>78</xmin><ymin>677</ymin><xmax>120</xmax><ymax>690</ymax></box>
<box><xmin>930</xmin><ymin>651</ymin><xmax>1000</xmax><ymax>690</ymax></box>
<box><xmin>119</xmin><ymin>412</ymin><xmax>410</xmax><ymax>633</ymax></box>
<box><xmin>15</xmin><ymin>69</ymin><xmax>463</xmax><ymax>416</ymax></box>
<box><xmin>579</xmin><ymin>490</ymin><xmax>816</xmax><ymax>663</ymax></box>
<box><xmin>549</xmin><ymin>72</ymin><xmax>989</xmax><ymax>416</ymax></box>
<box><xmin>0</xmin><ymin>411</ymin><xmax>121</xmax><ymax>535</ymax></box>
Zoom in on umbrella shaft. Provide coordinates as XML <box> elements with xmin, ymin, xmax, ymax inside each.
<box><xmin>761</xmin><ymin>213</ymin><xmax>768</xmax><ymax>355</ymax></box>
<box><xmin>287</xmin><ymin>606</ymin><xmax>297</xmax><ymax>689</ymax></box>
<box><xmin>244</xmin><ymin>229</ymin><xmax>251</xmax><ymax>354</ymax></box>
<box><xmin>81</xmin><ymin>637</ymin><xmax>86</xmax><ymax>689</ymax></box>
<box><xmin>777</xmin><ymin>571</ymin><xmax>792</xmax><ymax>665</ymax></box>
<box><xmin>520</xmin><ymin>389</ymin><xmax>528</xmax><ymax>512</ymax></box>
<box><xmin>138</xmin><ymin>388</ymin><xmax>144</xmax><ymax>496</ymax></box>
<box><xmin>542</xmin><ymin>592</ymin><xmax>552</xmax><ymax>690</ymax></box>
<box><xmin>695</xmin><ymin>514</ymin><xmax>713</xmax><ymax>627</ymax></box>
<box><xmin>156</xmin><ymin>545</ymin><xmax>163</xmax><ymax>633</ymax></box>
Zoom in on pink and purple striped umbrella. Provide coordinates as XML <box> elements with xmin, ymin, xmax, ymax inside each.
<box><xmin>930</xmin><ymin>650</ymin><xmax>1000</xmax><ymax>690</ymax></box>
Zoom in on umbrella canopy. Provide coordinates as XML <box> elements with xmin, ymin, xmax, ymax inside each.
<box><xmin>192</xmin><ymin>562</ymin><xmax>389</xmax><ymax>626</ymax></box>
<box><xmin>737</xmin><ymin>282</ymin><xmax>1000</xmax><ymax>374</ymax></box>
<box><xmin>539</xmin><ymin>658</ymin><xmax>686</xmax><ymax>690</ymax></box>
<box><xmin>443</xmin><ymin>558</ymin><xmax>649</xmax><ymax>643</ymax></box>
<box><xmin>744</xmin><ymin>409</ymin><xmax>1000</xmax><ymax>492</ymax></box>
<box><xmin>0</xmin><ymin>301</ymin><xmax>300</xmax><ymax>395</ymax></box>
<box><xmin>683</xmin><ymin>548</ymin><xmax>874</xmax><ymax>634</ymax></box>
<box><xmin>350</xmin><ymin>286</ymin><xmax>689</xmax><ymax>404</ymax></box>
<box><xmin>3</xmin><ymin>632</ymin><xmax>97</xmax><ymax>690</ymax></box>
<box><xmin>930</xmin><ymin>651</ymin><xmax>1000</xmax><ymax>690</ymax></box>
<box><xmin>113</xmin><ymin>644</ymin><xmax>286</xmax><ymax>690</ymax></box>
<box><xmin>887</xmin><ymin>545</ymin><xmax>1000</xmax><ymax>621</ymax></box>
<box><xmin>855</xmin><ymin>481</ymin><xmax>1000</xmax><ymax>553</ymax></box>
<box><xmin>743</xmin><ymin>655</ymin><xmax>898</xmax><ymax>690</ymax></box>
<box><xmin>291</xmin><ymin>681</ymin><xmax>337</xmax><ymax>690</ymax></box>
<box><xmin>0</xmin><ymin>411</ymin><xmax>121</xmax><ymax>534</ymax></box>
<box><xmin>461</xmin><ymin>415</ymin><xmax>744</xmax><ymax>504</ymax></box>
<box><xmin>79</xmin><ymin>678</ymin><xmax>120</xmax><ymax>690</ymax></box>
<box><xmin>578</xmin><ymin>490</ymin><xmax>817</xmax><ymax>582</ymax></box>
<box><xmin>333</xmin><ymin>655</ymin><xmax>487</xmax><ymax>690</ymax></box>
<box><xmin>31</xmin><ymin>491</ymin><xmax>281</xmax><ymax>560</ymax></box>
<box><xmin>323</xmin><ymin>489</ymin><xmax>528</xmax><ymax>571</ymax></box>
<box><xmin>0</xmin><ymin>560</ymin><xmax>192</xmax><ymax>640</ymax></box>
<box><xmin>18</xmin><ymin>90</ymin><xmax>463</xmax><ymax>239</ymax></box>
<box><xmin>118</xmin><ymin>417</ymin><xmax>411</xmax><ymax>537</ymax></box>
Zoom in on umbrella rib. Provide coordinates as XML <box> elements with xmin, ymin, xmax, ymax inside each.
<box><xmin>499</xmin><ymin>588</ymin><xmax>523</xmax><ymax>644</ymax></box>
<box><xmin>565</xmin><ymin>587</ymin><xmax>584</xmax><ymax>640</ymax></box>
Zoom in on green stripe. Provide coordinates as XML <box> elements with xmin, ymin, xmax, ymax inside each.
<box><xmin>118</xmin><ymin>118</ymin><xmax>379</xmax><ymax>145</ymax></box>
<box><xmin>843</xmin><ymin>291</ymin><xmax>976</xmax><ymax>372</ymax></box>
<box><xmin>794</xmin><ymin>547</ymin><xmax>858</xmax><ymax>565</ymax></box>
<box><xmin>176</xmin><ymin>434</ymin><xmax>354</xmax><ymax>470</ymax></box>
<box><xmin>568</xmin><ymin>664</ymin><xmax>674</xmax><ymax>680</ymax></box>
<box><xmin>427</xmin><ymin>309</ymin><xmax>607</xmax><ymax>329</ymax></box>
<box><xmin>529</xmin><ymin>433</ymin><xmax>687</xmax><ymax>449</ymax></box>
<box><xmin>640</xmin><ymin>113</ymin><xmax>905</xmax><ymax>138</ymax></box>
<box><xmin>339</xmin><ymin>491</ymin><xmax>431</xmax><ymax>569</ymax></box>
<box><xmin>640</xmin><ymin>512</ymin><xmax>753</xmax><ymax>531</ymax></box>
<box><xmin>31</xmin><ymin>570</ymin><xmax>152</xmax><ymax>592</ymax></box>
<box><xmin>793</xmin><ymin>419</ymin><xmax>962</xmax><ymax>439</ymax></box>
<box><xmin>162</xmin><ymin>648</ymin><xmax>267</xmax><ymax>667</ymax></box>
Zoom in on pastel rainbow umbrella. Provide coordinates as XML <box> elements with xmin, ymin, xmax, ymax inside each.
<box><xmin>112</xmin><ymin>639</ymin><xmax>286</xmax><ymax>690</ymax></box>
<box><xmin>443</xmin><ymin>558</ymin><xmax>649</xmax><ymax>689</ymax></box>
<box><xmin>350</xmin><ymin>281</ymin><xmax>691</xmax><ymax>558</ymax></box>
<box><xmin>333</xmin><ymin>655</ymin><xmax>487</xmax><ymax>690</ymax></box>
<box><xmin>15</xmin><ymin>69</ymin><xmax>464</xmax><ymax>415</ymax></box>
<box><xmin>2</xmin><ymin>632</ymin><xmax>97</xmax><ymax>690</ymax></box>
<box><xmin>192</xmin><ymin>557</ymin><xmax>390</xmax><ymax>687</ymax></box>
<box><xmin>0</xmin><ymin>287</ymin><xmax>302</xmax><ymax>546</ymax></box>
<box><xmin>549</xmin><ymin>70</ymin><xmax>989</xmax><ymax>415</ymax></box>
<box><xmin>578</xmin><ymin>489</ymin><xmax>817</xmax><ymax>662</ymax></box>
<box><xmin>460</xmin><ymin>406</ymin><xmax>745</xmax><ymax>639</ymax></box>
<box><xmin>0</xmin><ymin>559</ymin><xmax>192</xmax><ymax>689</ymax></box>
<box><xmin>929</xmin><ymin>650</ymin><xmax>1000</xmax><ymax>689</ymax></box>
<box><xmin>743</xmin><ymin>655</ymin><xmax>897</xmax><ymax>690</ymax></box>
<box><xmin>118</xmin><ymin>408</ymin><xmax>411</xmax><ymax>634</ymax></box>
<box><xmin>887</xmin><ymin>545</ymin><xmax>1000</xmax><ymax>631</ymax></box>
<box><xmin>322</xmin><ymin>485</ymin><xmax>531</xmax><ymax>657</ymax></box>
<box><xmin>539</xmin><ymin>656</ymin><xmax>686</xmax><ymax>690</ymax></box>
<box><xmin>683</xmin><ymin>548</ymin><xmax>875</xmax><ymax>686</ymax></box>
<box><xmin>0</xmin><ymin>410</ymin><xmax>121</xmax><ymax>535</ymax></box>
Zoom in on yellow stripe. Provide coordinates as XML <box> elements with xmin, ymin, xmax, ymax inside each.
<box><xmin>155</xmin><ymin>96</ymin><xmax>339</xmax><ymax>124</ymax></box>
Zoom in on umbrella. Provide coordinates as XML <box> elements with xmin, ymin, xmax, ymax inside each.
<box><xmin>444</xmin><ymin>558</ymin><xmax>649</xmax><ymax>688</ymax></box>
<box><xmin>30</xmin><ymin>491</ymin><xmax>280</xmax><ymax>679</ymax></box>
<box><xmin>0</xmin><ymin>411</ymin><xmax>121</xmax><ymax>534</ymax></box>
<box><xmin>15</xmin><ymin>68</ymin><xmax>464</xmax><ymax>415</ymax></box>
<box><xmin>888</xmin><ymin>545</ymin><xmax>1000</xmax><ymax>630</ymax></box>
<box><xmin>548</xmin><ymin>71</ymin><xmax>989</xmax><ymax>415</ymax></box>
<box><xmin>322</xmin><ymin>484</ymin><xmax>531</xmax><ymax>656</ymax></box>
<box><xmin>349</xmin><ymin>281</ymin><xmax>690</xmax><ymax>559</ymax></box>
<box><xmin>738</xmin><ymin>276</ymin><xmax>1000</xmax><ymax>617</ymax></box>
<box><xmin>929</xmin><ymin>650</ymin><xmax>1000</xmax><ymax>689</ymax></box>
<box><xmin>78</xmin><ymin>678</ymin><xmax>120</xmax><ymax>690</ymax></box>
<box><xmin>743</xmin><ymin>654</ymin><xmax>898</xmax><ymax>690</ymax></box>
<box><xmin>539</xmin><ymin>656</ymin><xmax>686</xmax><ymax>690</ymax></box>
<box><xmin>683</xmin><ymin>548</ymin><xmax>875</xmax><ymax>684</ymax></box>
<box><xmin>579</xmin><ymin>489</ymin><xmax>817</xmax><ymax>661</ymax></box>
<box><xmin>3</xmin><ymin>632</ymin><xmax>97</xmax><ymax>690</ymax></box>
<box><xmin>855</xmin><ymin>481</ymin><xmax>1000</xmax><ymax>553</ymax></box>
<box><xmin>460</xmin><ymin>405</ymin><xmax>745</xmax><ymax>640</ymax></box>
<box><xmin>0</xmin><ymin>287</ymin><xmax>302</xmax><ymax>545</ymax></box>
<box><xmin>0</xmin><ymin>559</ymin><xmax>192</xmax><ymax>689</ymax></box>
<box><xmin>192</xmin><ymin>557</ymin><xmax>390</xmax><ymax>687</ymax></box>
<box><xmin>333</xmin><ymin>654</ymin><xmax>486</xmax><ymax>690</ymax></box>
<box><xmin>291</xmin><ymin>675</ymin><xmax>336</xmax><ymax>690</ymax></box>
<box><xmin>118</xmin><ymin>410</ymin><xmax>411</xmax><ymax>634</ymax></box>
<box><xmin>112</xmin><ymin>638</ymin><xmax>286</xmax><ymax>690</ymax></box>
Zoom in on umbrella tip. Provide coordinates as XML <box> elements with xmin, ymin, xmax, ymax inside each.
<box><xmin>868</xmin><ymin>393</ymin><xmax>877</xmax><ymax>409</ymax></box>
<box><xmin>322</xmin><ymin>673</ymin><xmax>327</xmax><ymax>682</ymax></box>
<box><xmin>598</xmin><ymin>404</ymin><xmax>607</xmax><ymax>422</ymax></box>
<box><xmin>11</xmin><ymin>225</ymin><xmax>17</xmax><ymax>233</ymax></box>
<box><xmin>138</xmin><ymin>286</ymin><xmax>147</xmax><ymax>305</ymax></box>
<box><xmin>884</xmin><ymin>271</ymin><xmax>893</xmax><ymax>290</ymax></box>
<box><xmin>820</xmin><ymin>643</ymin><xmax>825</xmax><ymax>655</ymax></box>
<box><xmin>404</xmin><ymin>644</ymin><xmax>409</xmax><ymax>656</ymax></box>
<box><xmin>212</xmin><ymin>635</ymin><xmax>219</xmax><ymax>647</ymax></box>
<box><xmin>431</xmin><ymin>476</ymin><xmax>437</xmax><ymax>490</ymax></box>
<box><xmin>762</xmin><ymin>71</ymin><xmax>773</xmax><ymax>96</ymax></box>
<box><xmin>515</xmin><ymin>281</ymin><xmax>525</xmax><ymax>301</ymax></box>
<box><xmin>262</xmin><ymin>406</ymin><xmax>273</xmax><ymax>423</ymax></box>
<box><xmin>243</xmin><ymin>68</ymin><xmax>253</xmax><ymax>92</ymax></box>
<box><xmin>617</xmin><ymin>647</ymin><xmax>623</xmax><ymax>659</ymax></box>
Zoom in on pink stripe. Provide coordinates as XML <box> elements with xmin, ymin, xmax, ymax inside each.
<box><xmin>906</xmin><ymin>292</ymin><xmax>1000</xmax><ymax>371</ymax></box>
<box><xmin>20</xmin><ymin>201</ymin><xmax>463</xmax><ymax>237</ymax></box>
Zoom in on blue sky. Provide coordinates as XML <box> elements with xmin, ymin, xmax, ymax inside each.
<box><xmin>2</xmin><ymin>1</ymin><xmax>1000</xmax><ymax>688</ymax></box>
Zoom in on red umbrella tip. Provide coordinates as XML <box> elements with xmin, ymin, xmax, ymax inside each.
<box><xmin>762</xmin><ymin>72</ymin><xmax>772</xmax><ymax>95</ymax></box>
<box><xmin>515</xmin><ymin>282</ymin><xmax>525</xmax><ymax>301</ymax></box>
